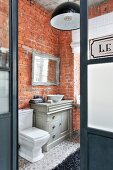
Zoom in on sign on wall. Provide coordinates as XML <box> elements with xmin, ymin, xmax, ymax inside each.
<box><xmin>89</xmin><ymin>35</ymin><xmax>113</xmax><ymax>59</ymax></box>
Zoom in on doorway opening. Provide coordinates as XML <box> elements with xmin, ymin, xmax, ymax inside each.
<box><xmin>18</xmin><ymin>0</ymin><xmax>80</xmax><ymax>169</ymax></box>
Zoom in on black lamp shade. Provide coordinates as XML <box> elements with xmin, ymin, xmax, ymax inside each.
<box><xmin>50</xmin><ymin>2</ymin><xmax>80</xmax><ymax>31</ymax></box>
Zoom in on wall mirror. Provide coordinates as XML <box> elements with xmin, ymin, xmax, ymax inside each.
<box><xmin>32</xmin><ymin>51</ymin><xmax>60</xmax><ymax>86</ymax></box>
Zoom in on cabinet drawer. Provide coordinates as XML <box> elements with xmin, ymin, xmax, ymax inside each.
<box><xmin>48</xmin><ymin>113</ymin><xmax>60</xmax><ymax>122</ymax></box>
<box><xmin>48</xmin><ymin>130</ymin><xmax>60</xmax><ymax>143</ymax></box>
<box><xmin>49</xmin><ymin>121</ymin><xmax>61</xmax><ymax>132</ymax></box>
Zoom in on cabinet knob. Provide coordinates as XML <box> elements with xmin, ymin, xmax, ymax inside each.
<box><xmin>52</xmin><ymin>125</ymin><xmax>56</xmax><ymax>129</ymax></box>
<box><xmin>52</xmin><ymin>116</ymin><xmax>55</xmax><ymax>119</ymax></box>
<box><xmin>59</xmin><ymin>123</ymin><xmax>62</xmax><ymax>126</ymax></box>
<box><xmin>52</xmin><ymin>135</ymin><xmax>56</xmax><ymax>139</ymax></box>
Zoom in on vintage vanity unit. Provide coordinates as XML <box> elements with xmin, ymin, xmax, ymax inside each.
<box><xmin>30</xmin><ymin>100</ymin><xmax>73</xmax><ymax>151</ymax></box>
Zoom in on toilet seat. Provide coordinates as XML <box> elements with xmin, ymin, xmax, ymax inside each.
<box><xmin>20</xmin><ymin>127</ymin><xmax>49</xmax><ymax>142</ymax></box>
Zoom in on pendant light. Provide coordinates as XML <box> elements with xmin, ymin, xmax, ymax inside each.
<box><xmin>50</xmin><ymin>0</ymin><xmax>80</xmax><ymax>31</ymax></box>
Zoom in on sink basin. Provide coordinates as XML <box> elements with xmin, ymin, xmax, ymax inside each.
<box><xmin>47</xmin><ymin>95</ymin><xmax>64</xmax><ymax>103</ymax></box>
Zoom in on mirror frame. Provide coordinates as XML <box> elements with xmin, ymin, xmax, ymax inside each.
<box><xmin>32</xmin><ymin>51</ymin><xmax>60</xmax><ymax>86</ymax></box>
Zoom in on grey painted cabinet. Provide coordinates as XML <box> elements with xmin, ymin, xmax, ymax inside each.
<box><xmin>31</xmin><ymin>100</ymin><xmax>73</xmax><ymax>151</ymax></box>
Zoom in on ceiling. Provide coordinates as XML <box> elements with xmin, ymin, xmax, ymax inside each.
<box><xmin>35</xmin><ymin>0</ymin><xmax>106</xmax><ymax>11</ymax></box>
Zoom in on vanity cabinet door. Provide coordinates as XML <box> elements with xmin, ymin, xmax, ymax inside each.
<box><xmin>60</xmin><ymin>110</ymin><xmax>70</xmax><ymax>136</ymax></box>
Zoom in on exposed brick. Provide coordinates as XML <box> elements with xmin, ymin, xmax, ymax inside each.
<box><xmin>18</xmin><ymin>0</ymin><xmax>59</xmax><ymax>109</ymax></box>
<box><xmin>0</xmin><ymin>0</ymin><xmax>9</xmax><ymax>48</ymax></box>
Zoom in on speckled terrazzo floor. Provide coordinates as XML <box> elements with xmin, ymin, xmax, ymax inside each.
<box><xmin>19</xmin><ymin>133</ymin><xmax>80</xmax><ymax>170</ymax></box>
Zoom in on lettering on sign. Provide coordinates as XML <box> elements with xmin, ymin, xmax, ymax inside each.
<box><xmin>89</xmin><ymin>35</ymin><xmax>113</xmax><ymax>59</ymax></box>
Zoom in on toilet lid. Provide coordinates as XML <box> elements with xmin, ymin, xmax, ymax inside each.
<box><xmin>20</xmin><ymin>127</ymin><xmax>49</xmax><ymax>141</ymax></box>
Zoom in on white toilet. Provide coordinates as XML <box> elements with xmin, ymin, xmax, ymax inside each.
<box><xmin>18</xmin><ymin>109</ymin><xmax>50</xmax><ymax>163</ymax></box>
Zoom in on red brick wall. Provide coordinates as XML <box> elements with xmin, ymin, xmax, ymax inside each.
<box><xmin>73</xmin><ymin>108</ymin><xmax>80</xmax><ymax>131</ymax></box>
<box><xmin>73</xmin><ymin>54</ymin><xmax>80</xmax><ymax>130</ymax></box>
<box><xmin>18</xmin><ymin>0</ymin><xmax>59</xmax><ymax>108</ymax></box>
<box><xmin>0</xmin><ymin>0</ymin><xmax>9</xmax><ymax>48</ymax></box>
<box><xmin>58</xmin><ymin>31</ymin><xmax>74</xmax><ymax>100</ymax></box>
<box><xmin>58</xmin><ymin>31</ymin><xmax>80</xmax><ymax>130</ymax></box>
<box><xmin>89</xmin><ymin>0</ymin><xmax>113</xmax><ymax>18</ymax></box>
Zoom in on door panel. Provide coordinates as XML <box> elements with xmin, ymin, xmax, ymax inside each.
<box><xmin>88</xmin><ymin>63</ymin><xmax>113</xmax><ymax>132</ymax></box>
<box><xmin>0</xmin><ymin>0</ymin><xmax>11</xmax><ymax>169</ymax></box>
<box><xmin>88</xmin><ymin>134</ymin><xmax>113</xmax><ymax>170</ymax></box>
<box><xmin>0</xmin><ymin>116</ymin><xmax>11</xmax><ymax>170</ymax></box>
<box><xmin>60</xmin><ymin>110</ymin><xmax>69</xmax><ymax>133</ymax></box>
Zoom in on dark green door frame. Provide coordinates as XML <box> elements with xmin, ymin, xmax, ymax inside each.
<box><xmin>80</xmin><ymin>0</ymin><xmax>88</xmax><ymax>169</ymax></box>
<box><xmin>80</xmin><ymin>1</ymin><xmax>113</xmax><ymax>170</ymax></box>
<box><xmin>0</xmin><ymin>0</ymin><xmax>18</xmax><ymax>169</ymax></box>
<box><xmin>10</xmin><ymin>0</ymin><xmax>18</xmax><ymax>169</ymax></box>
